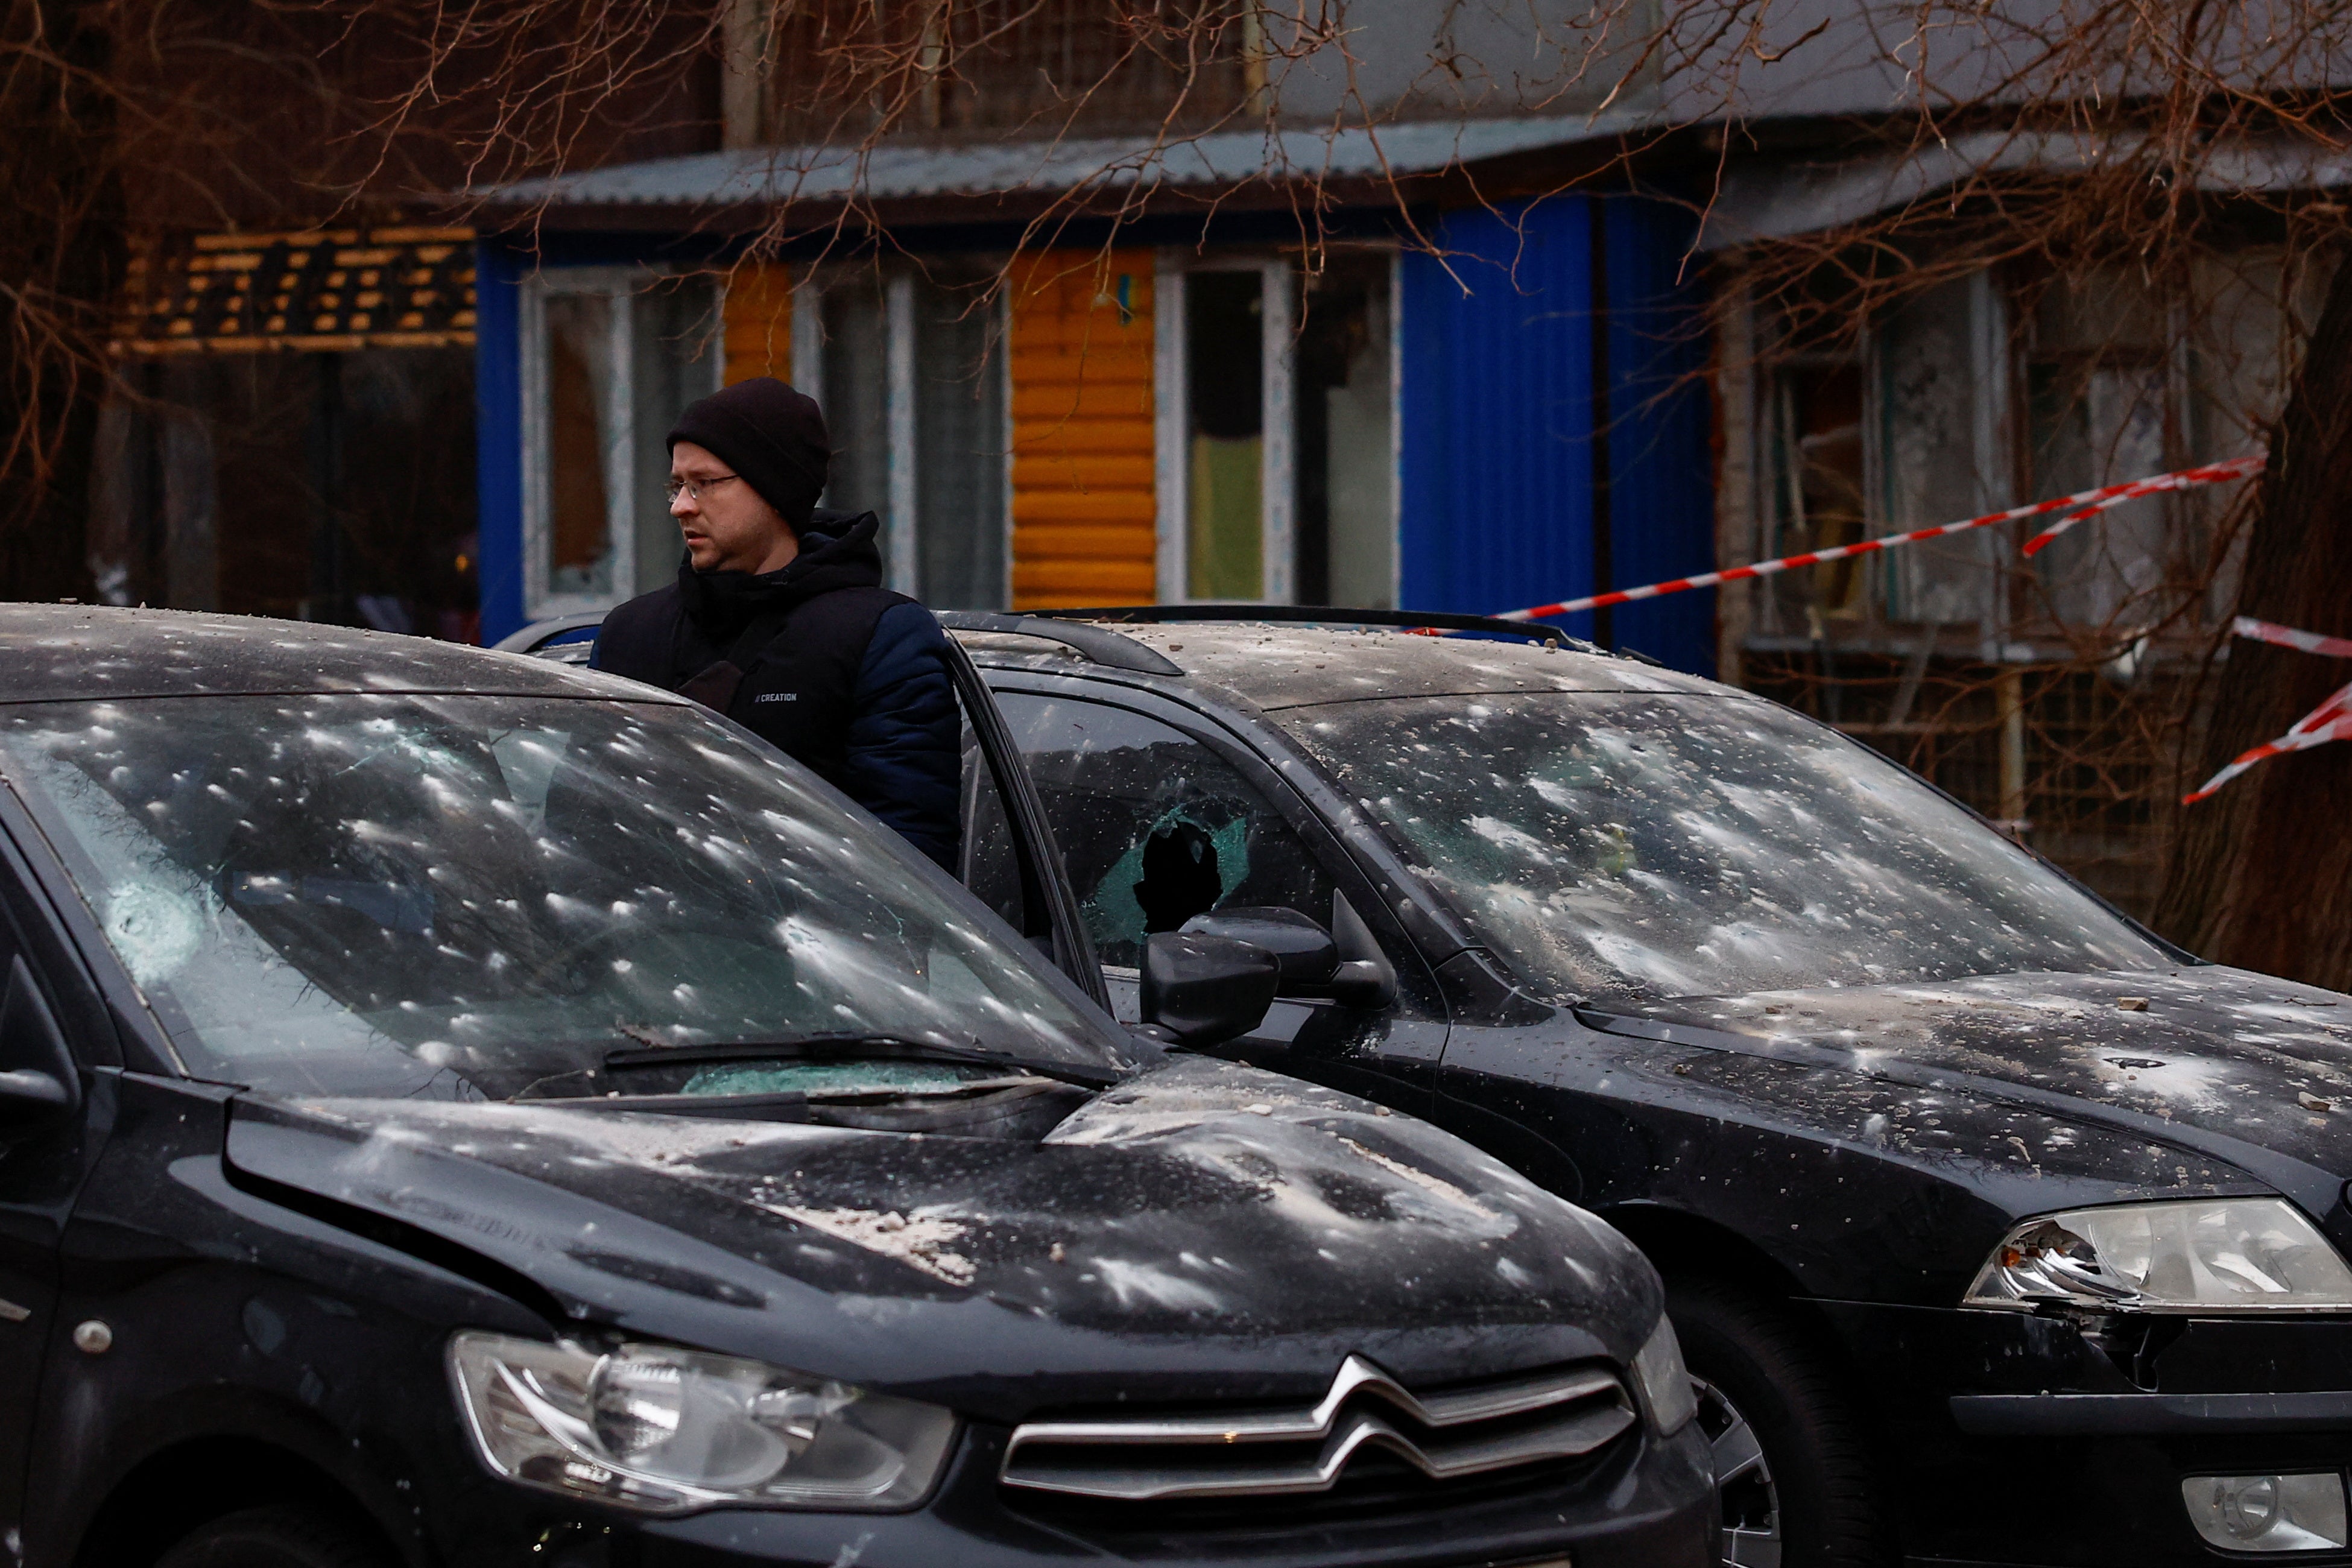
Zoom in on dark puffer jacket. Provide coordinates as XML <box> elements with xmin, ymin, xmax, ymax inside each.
<box><xmin>590</xmin><ymin>512</ymin><xmax>962</xmax><ymax>870</ymax></box>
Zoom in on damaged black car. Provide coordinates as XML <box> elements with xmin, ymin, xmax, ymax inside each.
<box><xmin>0</xmin><ymin>606</ymin><xmax>1712</xmax><ymax>1568</ymax></box>
<box><xmin>938</xmin><ymin>606</ymin><xmax>2352</xmax><ymax>1568</ymax></box>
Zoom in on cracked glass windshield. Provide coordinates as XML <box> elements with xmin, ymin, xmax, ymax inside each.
<box><xmin>0</xmin><ymin>695</ymin><xmax>1121</xmax><ymax>1098</ymax></box>
<box><xmin>1275</xmin><ymin>692</ymin><xmax>2163</xmax><ymax>1004</ymax></box>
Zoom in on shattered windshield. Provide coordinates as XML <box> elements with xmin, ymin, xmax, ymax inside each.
<box><xmin>1274</xmin><ymin>692</ymin><xmax>2163</xmax><ymax>1003</ymax></box>
<box><xmin>0</xmin><ymin>695</ymin><xmax>1124</xmax><ymax>1098</ymax></box>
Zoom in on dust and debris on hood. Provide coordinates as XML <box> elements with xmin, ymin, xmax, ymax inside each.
<box><xmin>1645</xmin><ymin>964</ymin><xmax>2352</xmax><ymax>1168</ymax></box>
<box><xmin>225</xmin><ymin>1057</ymin><xmax>1653</xmax><ymax>1353</ymax></box>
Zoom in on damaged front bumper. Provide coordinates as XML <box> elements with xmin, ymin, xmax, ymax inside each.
<box><xmin>1827</xmin><ymin>1301</ymin><xmax>2352</xmax><ymax>1566</ymax></box>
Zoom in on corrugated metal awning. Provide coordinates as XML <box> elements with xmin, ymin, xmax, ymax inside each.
<box><xmin>116</xmin><ymin>227</ymin><xmax>477</xmax><ymax>355</ymax></box>
<box><xmin>1696</xmin><ymin>132</ymin><xmax>2352</xmax><ymax>250</ymax></box>
<box><xmin>475</xmin><ymin>113</ymin><xmax>1647</xmax><ymax>214</ymax></box>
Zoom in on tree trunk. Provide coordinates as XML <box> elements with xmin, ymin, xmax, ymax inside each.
<box><xmin>0</xmin><ymin>0</ymin><xmax>121</xmax><ymax>603</ymax></box>
<box><xmin>2153</xmin><ymin>254</ymin><xmax>2352</xmax><ymax>990</ymax></box>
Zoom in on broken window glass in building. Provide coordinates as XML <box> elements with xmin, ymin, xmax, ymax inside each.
<box><xmin>1875</xmin><ymin>273</ymin><xmax>2005</xmax><ymax>628</ymax></box>
<box><xmin>1758</xmin><ymin>344</ymin><xmax>1867</xmax><ymax>633</ymax></box>
<box><xmin>1732</xmin><ymin>252</ymin><xmax>2307</xmax><ymax>922</ymax></box>
<box><xmin>2022</xmin><ymin>267</ymin><xmax>2179</xmax><ymax>633</ymax></box>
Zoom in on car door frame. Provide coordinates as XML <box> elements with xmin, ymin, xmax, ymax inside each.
<box><xmin>969</xmin><ymin>659</ymin><xmax>1469</xmax><ymax>1107</ymax></box>
<box><xmin>936</xmin><ymin>636</ymin><xmax>1109</xmax><ymax>1010</ymax></box>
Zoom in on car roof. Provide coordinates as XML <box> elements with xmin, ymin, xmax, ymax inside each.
<box><xmin>956</xmin><ymin>617</ymin><xmax>1729</xmax><ymax>708</ymax></box>
<box><xmin>0</xmin><ymin>605</ymin><xmax>683</xmax><ymax>705</ymax></box>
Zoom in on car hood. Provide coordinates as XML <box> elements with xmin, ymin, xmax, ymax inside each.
<box><xmin>224</xmin><ymin>1055</ymin><xmax>1652</xmax><ymax>1418</ymax></box>
<box><xmin>1599</xmin><ymin>964</ymin><xmax>2352</xmax><ymax>1203</ymax></box>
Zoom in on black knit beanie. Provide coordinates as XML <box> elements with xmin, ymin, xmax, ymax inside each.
<box><xmin>667</xmin><ymin>377</ymin><xmax>831</xmax><ymax>531</ymax></box>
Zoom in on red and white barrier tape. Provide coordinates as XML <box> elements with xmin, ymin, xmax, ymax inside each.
<box><xmin>2182</xmin><ymin>615</ymin><xmax>2352</xmax><ymax>802</ymax></box>
<box><xmin>2018</xmin><ymin>454</ymin><xmax>2266</xmax><ymax>557</ymax></box>
<box><xmin>1492</xmin><ymin>454</ymin><xmax>2267</xmax><ymax>623</ymax></box>
<box><xmin>2184</xmin><ymin>679</ymin><xmax>2352</xmax><ymax>803</ymax></box>
<box><xmin>2233</xmin><ymin>615</ymin><xmax>2352</xmax><ymax>660</ymax></box>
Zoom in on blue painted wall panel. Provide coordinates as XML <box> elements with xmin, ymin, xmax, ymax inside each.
<box><xmin>1397</xmin><ymin>201</ymin><xmax>1599</xmax><ymax>641</ymax></box>
<box><xmin>1603</xmin><ymin>198</ymin><xmax>1716</xmax><ymax>677</ymax></box>
<box><xmin>475</xmin><ymin>241</ymin><xmax>525</xmax><ymax>646</ymax></box>
<box><xmin>1397</xmin><ymin>193</ymin><xmax>1716</xmax><ymax>674</ymax></box>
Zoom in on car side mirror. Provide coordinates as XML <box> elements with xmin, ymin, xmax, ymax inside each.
<box><xmin>0</xmin><ymin>955</ymin><xmax>78</xmax><ymax>1130</ymax></box>
<box><xmin>1180</xmin><ymin>908</ymin><xmax>1336</xmax><ymax>986</ymax></box>
<box><xmin>1180</xmin><ymin>898</ymin><xmax>1398</xmax><ymax>1010</ymax></box>
<box><xmin>1138</xmin><ymin>932</ymin><xmax>1279</xmax><ymax>1048</ymax></box>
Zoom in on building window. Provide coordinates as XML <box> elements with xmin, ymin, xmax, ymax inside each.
<box><xmin>1753</xmin><ymin>272</ymin><xmax>2010</xmax><ymax>637</ymax></box>
<box><xmin>1156</xmin><ymin>254</ymin><xmax>1395</xmax><ymax>607</ymax></box>
<box><xmin>2021</xmin><ymin>267</ymin><xmax>2182</xmax><ymax>632</ymax></box>
<box><xmin>1295</xmin><ymin>254</ymin><xmax>1396</xmax><ymax>608</ymax></box>
<box><xmin>1183</xmin><ymin>268</ymin><xmax>1274</xmax><ymax>599</ymax></box>
<box><xmin>801</xmin><ymin>265</ymin><xmax>1010</xmax><ymax>609</ymax></box>
<box><xmin>520</xmin><ymin>269</ymin><xmax>719</xmax><ymax>619</ymax></box>
<box><xmin>767</xmin><ymin>0</ymin><xmax>1255</xmax><ymax>140</ymax></box>
<box><xmin>1874</xmin><ymin>271</ymin><xmax>2008</xmax><ymax>627</ymax></box>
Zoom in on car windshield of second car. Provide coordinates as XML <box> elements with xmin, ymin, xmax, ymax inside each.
<box><xmin>1276</xmin><ymin>692</ymin><xmax>2164</xmax><ymax>1004</ymax></box>
<box><xmin>0</xmin><ymin>695</ymin><xmax>1125</xmax><ymax>1098</ymax></box>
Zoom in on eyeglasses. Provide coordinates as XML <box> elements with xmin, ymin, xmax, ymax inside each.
<box><xmin>665</xmin><ymin>473</ymin><xmax>741</xmax><ymax>504</ymax></box>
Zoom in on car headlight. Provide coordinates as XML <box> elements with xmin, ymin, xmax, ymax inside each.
<box><xmin>447</xmin><ymin>1331</ymin><xmax>956</xmax><ymax>1513</ymax></box>
<box><xmin>1630</xmin><ymin>1314</ymin><xmax>1698</xmax><ymax>1434</ymax></box>
<box><xmin>1964</xmin><ymin>1199</ymin><xmax>2352</xmax><ymax>1314</ymax></box>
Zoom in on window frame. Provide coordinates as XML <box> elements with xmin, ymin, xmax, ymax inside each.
<box><xmin>519</xmin><ymin>265</ymin><xmax>724</xmax><ymax>622</ymax></box>
<box><xmin>789</xmin><ymin>261</ymin><xmax>1014</xmax><ymax>609</ymax></box>
<box><xmin>1152</xmin><ymin>255</ymin><xmax>1298</xmax><ymax>605</ymax></box>
<box><xmin>1154</xmin><ymin>251</ymin><xmax>1403</xmax><ymax>609</ymax></box>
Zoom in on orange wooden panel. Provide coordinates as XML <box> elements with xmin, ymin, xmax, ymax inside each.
<box><xmin>1009</xmin><ymin>454</ymin><xmax>1157</xmax><ymax>489</ymax></box>
<box><xmin>1008</xmin><ymin>523</ymin><xmax>1159</xmax><ymax>557</ymax></box>
<box><xmin>1011</xmin><ymin>382</ymin><xmax>1156</xmax><ymax>420</ymax></box>
<box><xmin>722</xmin><ymin>262</ymin><xmax>792</xmax><ymax>385</ymax></box>
<box><xmin>1014</xmin><ymin>560</ymin><xmax>1159</xmax><ymax>599</ymax></box>
<box><xmin>1007</xmin><ymin>248</ymin><xmax>1159</xmax><ymax>611</ymax></box>
<box><xmin>1010</xmin><ymin>423</ymin><xmax>1164</xmax><ymax>457</ymax></box>
<box><xmin>1011</xmin><ymin>492</ymin><xmax>1158</xmax><ymax>525</ymax></box>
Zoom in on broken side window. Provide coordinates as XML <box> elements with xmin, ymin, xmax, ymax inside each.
<box><xmin>994</xmin><ymin>694</ymin><xmax>1332</xmax><ymax>968</ymax></box>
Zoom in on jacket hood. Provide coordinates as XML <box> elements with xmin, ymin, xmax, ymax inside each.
<box><xmin>677</xmin><ymin>510</ymin><xmax>883</xmax><ymax>642</ymax></box>
<box><xmin>1602</xmin><ymin>965</ymin><xmax>2352</xmax><ymax>1212</ymax></box>
<box><xmin>223</xmin><ymin>1057</ymin><xmax>1654</xmax><ymax>1419</ymax></box>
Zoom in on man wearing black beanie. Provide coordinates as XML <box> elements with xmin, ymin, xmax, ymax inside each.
<box><xmin>590</xmin><ymin>376</ymin><xmax>961</xmax><ymax>870</ymax></box>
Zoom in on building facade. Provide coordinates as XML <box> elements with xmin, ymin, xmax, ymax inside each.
<box><xmin>469</xmin><ymin>193</ymin><xmax>1718</xmax><ymax>672</ymax></box>
<box><xmin>467</xmin><ymin>0</ymin><xmax>1717</xmax><ymax>665</ymax></box>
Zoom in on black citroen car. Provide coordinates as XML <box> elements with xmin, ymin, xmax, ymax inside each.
<box><xmin>920</xmin><ymin>605</ymin><xmax>2352</xmax><ymax>1568</ymax></box>
<box><xmin>0</xmin><ymin>606</ymin><xmax>1713</xmax><ymax>1567</ymax></box>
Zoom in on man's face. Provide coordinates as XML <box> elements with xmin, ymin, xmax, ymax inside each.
<box><xmin>670</xmin><ymin>440</ymin><xmax>799</xmax><ymax>575</ymax></box>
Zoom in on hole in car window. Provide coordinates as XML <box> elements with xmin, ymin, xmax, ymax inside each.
<box><xmin>0</xmin><ymin>695</ymin><xmax>1125</xmax><ymax>1099</ymax></box>
<box><xmin>996</xmin><ymin>694</ymin><xmax>1332</xmax><ymax>967</ymax></box>
<box><xmin>1272</xmin><ymin>692</ymin><xmax>2164</xmax><ymax>1003</ymax></box>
